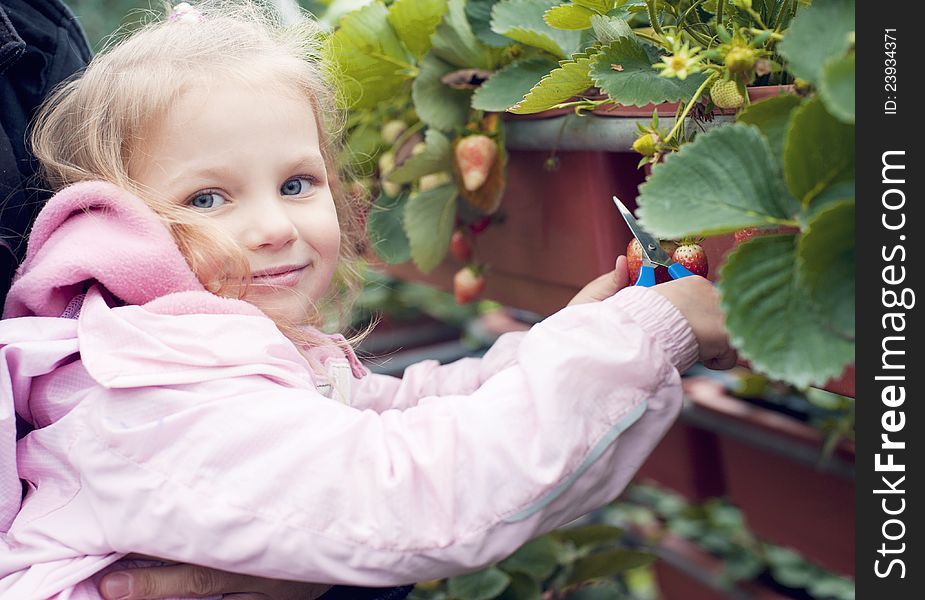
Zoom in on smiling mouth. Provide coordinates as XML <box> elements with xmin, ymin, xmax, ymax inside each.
<box><xmin>251</xmin><ymin>264</ymin><xmax>309</xmax><ymax>287</ymax></box>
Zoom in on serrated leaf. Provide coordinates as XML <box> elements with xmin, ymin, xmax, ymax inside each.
<box><xmin>508</xmin><ymin>54</ymin><xmax>593</xmax><ymax>114</ymax></box>
<box><xmin>736</xmin><ymin>94</ymin><xmax>802</xmax><ymax>159</ymax></box>
<box><xmin>447</xmin><ymin>567</ymin><xmax>511</xmax><ymax>600</ymax></box>
<box><xmin>413</xmin><ymin>52</ymin><xmax>473</xmax><ymax>131</ymax></box>
<box><xmin>545</xmin><ymin>4</ymin><xmax>597</xmax><ymax>30</ymax></box>
<box><xmin>466</xmin><ymin>0</ymin><xmax>516</xmax><ymax>47</ymax></box>
<box><xmin>819</xmin><ymin>52</ymin><xmax>855</xmax><ymax>124</ymax></box>
<box><xmin>473</xmin><ymin>57</ymin><xmax>559</xmax><ymax>111</ymax></box>
<box><xmin>492</xmin><ymin>0</ymin><xmax>582</xmax><ymax>58</ymax></box>
<box><xmin>327</xmin><ymin>2</ymin><xmax>413</xmax><ymax>109</ymax></box>
<box><xmin>720</xmin><ymin>235</ymin><xmax>854</xmax><ymax>388</ymax></box>
<box><xmin>637</xmin><ymin>125</ymin><xmax>800</xmax><ymax>238</ymax></box>
<box><xmin>388</xmin><ymin>129</ymin><xmax>453</xmax><ymax>183</ymax></box>
<box><xmin>575</xmin><ymin>0</ymin><xmax>613</xmax><ymax>11</ymax></box>
<box><xmin>550</xmin><ymin>524</ymin><xmax>625</xmax><ymax>549</ymax></box>
<box><xmin>497</xmin><ymin>572</ymin><xmax>542</xmax><ymax>600</ymax></box>
<box><xmin>566</xmin><ymin>549</ymin><xmax>656</xmax><ymax>585</ymax></box>
<box><xmin>590</xmin><ymin>14</ymin><xmax>633</xmax><ymax>43</ymax></box>
<box><xmin>403</xmin><ymin>183</ymin><xmax>457</xmax><ymax>272</ymax></box>
<box><xmin>388</xmin><ymin>0</ymin><xmax>449</xmax><ymax>59</ymax></box>
<box><xmin>589</xmin><ymin>38</ymin><xmax>708</xmax><ymax>106</ymax></box>
<box><xmin>778</xmin><ymin>0</ymin><xmax>855</xmax><ymax>84</ymax></box>
<box><xmin>783</xmin><ymin>97</ymin><xmax>854</xmax><ymax>207</ymax></box>
<box><xmin>366</xmin><ymin>192</ymin><xmax>412</xmax><ymax>263</ymax></box>
<box><xmin>432</xmin><ymin>0</ymin><xmax>497</xmax><ymax>69</ymax></box>
<box><xmin>498</xmin><ymin>536</ymin><xmax>560</xmax><ymax>580</ymax></box>
<box><xmin>798</xmin><ymin>200</ymin><xmax>854</xmax><ymax>338</ymax></box>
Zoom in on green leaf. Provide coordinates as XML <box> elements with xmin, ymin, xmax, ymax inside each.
<box><xmin>783</xmin><ymin>97</ymin><xmax>854</xmax><ymax>207</ymax></box>
<box><xmin>778</xmin><ymin>0</ymin><xmax>855</xmax><ymax>84</ymax></box>
<box><xmin>545</xmin><ymin>3</ymin><xmax>597</xmax><ymax>30</ymax></box>
<box><xmin>388</xmin><ymin>129</ymin><xmax>453</xmax><ymax>183</ymax></box>
<box><xmin>447</xmin><ymin>567</ymin><xmax>511</xmax><ymax>600</ymax></box>
<box><xmin>736</xmin><ymin>94</ymin><xmax>801</xmax><ymax>160</ymax></box>
<box><xmin>492</xmin><ymin>0</ymin><xmax>582</xmax><ymax>58</ymax></box>
<box><xmin>498</xmin><ymin>536</ymin><xmax>560</xmax><ymax>580</ymax></box>
<box><xmin>719</xmin><ymin>235</ymin><xmax>854</xmax><ymax>388</ymax></box>
<box><xmin>497</xmin><ymin>572</ymin><xmax>542</xmax><ymax>600</ymax></box>
<box><xmin>564</xmin><ymin>583</ymin><xmax>625</xmax><ymax>600</ymax></box>
<box><xmin>466</xmin><ymin>0</ymin><xmax>515</xmax><ymax>48</ymax></box>
<box><xmin>366</xmin><ymin>192</ymin><xmax>412</xmax><ymax>263</ymax></box>
<box><xmin>798</xmin><ymin>200</ymin><xmax>855</xmax><ymax>338</ymax></box>
<box><xmin>636</xmin><ymin>125</ymin><xmax>800</xmax><ymax>238</ymax></box>
<box><xmin>819</xmin><ymin>52</ymin><xmax>855</xmax><ymax>124</ymax></box>
<box><xmin>388</xmin><ymin>0</ymin><xmax>449</xmax><ymax>59</ymax></box>
<box><xmin>508</xmin><ymin>54</ymin><xmax>593</xmax><ymax>114</ymax></box>
<box><xmin>327</xmin><ymin>1</ymin><xmax>413</xmax><ymax>109</ymax></box>
<box><xmin>412</xmin><ymin>52</ymin><xmax>473</xmax><ymax>131</ymax></box>
<box><xmin>431</xmin><ymin>0</ymin><xmax>497</xmax><ymax>69</ymax></box>
<box><xmin>472</xmin><ymin>57</ymin><xmax>559</xmax><ymax>111</ymax></box>
<box><xmin>574</xmin><ymin>0</ymin><xmax>613</xmax><ymax>11</ymax></box>
<box><xmin>403</xmin><ymin>183</ymin><xmax>458</xmax><ymax>272</ymax></box>
<box><xmin>551</xmin><ymin>524</ymin><xmax>625</xmax><ymax>549</ymax></box>
<box><xmin>589</xmin><ymin>38</ymin><xmax>708</xmax><ymax>106</ymax></box>
<box><xmin>566</xmin><ymin>549</ymin><xmax>656</xmax><ymax>585</ymax></box>
<box><xmin>590</xmin><ymin>14</ymin><xmax>633</xmax><ymax>44</ymax></box>
<box><xmin>319</xmin><ymin>0</ymin><xmax>376</xmax><ymax>28</ymax></box>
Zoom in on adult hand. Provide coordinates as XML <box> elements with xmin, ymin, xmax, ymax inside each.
<box><xmin>650</xmin><ymin>276</ymin><xmax>737</xmax><ymax>370</ymax></box>
<box><xmin>99</xmin><ymin>563</ymin><xmax>331</xmax><ymax>600</ymax></box>
<box><xmin>567</xmin><ymin>256</ymin><xmax>631</xmax><ymax>307</ymax></box>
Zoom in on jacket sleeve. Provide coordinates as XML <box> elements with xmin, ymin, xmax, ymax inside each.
<box><xmin>350</xmin><ymin>330</ymin><xmax>528</xmax><ymax>412</ymax></box>
<box><xmin>49</xmin><ymin>287</ymin><xmax>699</xmax><ymax>586</ymax></box>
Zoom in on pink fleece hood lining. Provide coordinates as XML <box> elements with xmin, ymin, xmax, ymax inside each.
<box><xmin>3</xmin><ymin>181</ymin><xmax>206</xmax><ymax>319</ymax></box>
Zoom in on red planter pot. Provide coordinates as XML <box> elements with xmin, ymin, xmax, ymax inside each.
<box><xmin>653</xmin><ymin>533</ymin><xmax>797</xmax><ymax>600</ymax></box>
<box><xmin>683</xmin><ymin>376</ymin><xmax>856</xmax><ymax>576</ymax></box>
<box><xmin>633</xmin><ymin>420</ymin><xmax>726</xmax><ymax>502</ymax></box>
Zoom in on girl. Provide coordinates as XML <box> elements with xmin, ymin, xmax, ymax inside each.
<box><xmin>0</xmin><ymin>1</ymin><xmax>734</xmax><ymax>599</ymax></box>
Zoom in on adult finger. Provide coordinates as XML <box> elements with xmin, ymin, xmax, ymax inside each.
<box><xmin>100</xmin><ymin>564</ymin><xmax>263</xmax><ymax>599</ymax></box>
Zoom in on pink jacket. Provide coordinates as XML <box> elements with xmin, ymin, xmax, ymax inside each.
<box><xmin>0</xmin><ymin>182</ymin><xmax>699</xmax><ymax>598</ymax></box>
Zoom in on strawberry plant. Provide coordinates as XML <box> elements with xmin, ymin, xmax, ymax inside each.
<box><xmin>325</xmin><ymin>0</ymin><xmax>854</xmax><ymax>390</ymax></box>
<box><xmin>636</xmin><ymin>0</ymin><xmax>855</xmax><ymax>388</ymax></box>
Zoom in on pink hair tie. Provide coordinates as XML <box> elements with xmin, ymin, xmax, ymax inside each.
<box><xmin>169</xmin><ymin>2</ymin><xmax>203</xmax><ymax>23</ymax></box>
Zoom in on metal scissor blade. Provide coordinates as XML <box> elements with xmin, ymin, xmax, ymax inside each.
<box><xmin>612</xmin><ymin>196</ymin><xmax>672</xmax><ymax>266</ymax></box>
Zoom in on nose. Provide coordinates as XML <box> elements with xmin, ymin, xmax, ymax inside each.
<box><xmin>242</xmin><ymin>196</ymin><xmax>298</xmax><ymax>251</ymax></box>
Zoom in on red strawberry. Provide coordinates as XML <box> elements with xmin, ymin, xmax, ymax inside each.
<box><xmin>672</xmin><ymin>242</ymin><xmax>709</xmax><ymax>277</ymax></box>
<box><xmin>449</xmin><ymin>230</ymin><xmax>472</xmax><ymax>262</ymax></box>
<box><xmin>455</xmin><ymin>135</ymin><xmax>497</xmax><ymax>192</ymax></box>
<box><xmin>626</xmin><ymin>239</ymin><xmax>679</xmax><ymax>284</ymax></box>
<box><xmin>468</xmin><ymin>216</ymin><xmax>492</xmax><ymax>235</ymax></box>
<box><xmin>453</xmin><ymin>265</ymin><xmax>485</xmax><ymax>304</ymax></box>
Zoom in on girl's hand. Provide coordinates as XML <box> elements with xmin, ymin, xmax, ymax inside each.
<box><xmin>99</xmin><ymin>563</ymin><xmax>331</xmax><ymax>600</ymax></box>
<box><xmin>567</xmin><ymin>256</ymin><xmax>631</xmax><ymax>307</ymax></box>
<box><xmin>650</xmin><ymin>276</ymin><xmax>737</xmax><ymax>370</ymax></box>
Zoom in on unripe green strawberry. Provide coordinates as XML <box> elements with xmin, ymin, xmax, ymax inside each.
<box><xmin>632</xmin><ymin>132</ymin><xmax>659</xmax><ymax>157</ymax></box>
<box><xmin>419</xmin><ymin>172</ymin><xmax>452</xmax><ymax>192</ymax></box>
<box><xmin>381</xmin><ymin>120</ymin><xmax>407</xmax><ymax>145</ymax></box>
<box><xmin>724</xmin><ymin>46</ymin><xmax>757</xmax><ymax>74</ymax></box>
<box><xmin>710</xmin><ymin>79</ymin><xmax>745</xmax><ymax>109</ymax></box>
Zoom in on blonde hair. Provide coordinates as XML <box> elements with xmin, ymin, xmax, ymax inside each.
<box><xmin>30</xmin><ymin>0</ymin><xmax>373</xmax><ymax>355</ymax></box>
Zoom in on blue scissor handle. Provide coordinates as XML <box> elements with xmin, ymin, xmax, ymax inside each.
<box><xmin>668</xmin><ymin>262</ymin><xmax>695</xmax><ymax>280</ymax></box>
<box><xmin>634</xmin><ymin>265</ymin><xmax>656</xmax><ymax>287</ymax></box>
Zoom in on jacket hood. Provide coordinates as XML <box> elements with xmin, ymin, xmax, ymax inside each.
<box><xmin>3</xmin><ymin>180</ymin><xmax>205</xmax><ymax>319</ymax></box>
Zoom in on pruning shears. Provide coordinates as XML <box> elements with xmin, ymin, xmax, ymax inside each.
<box><xmin>613</xmin><ymin>196</ymin><xmax>695</xmax><ymax>287</ymax></box>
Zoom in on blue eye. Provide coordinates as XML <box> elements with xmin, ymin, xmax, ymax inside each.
<box><xmin>188</xmin><ymin>192</ymin><xmax>225</xmax><ymax>209</ymax></box>
<box><xmin>281</xmin><ymin>177</ymin><xmax>313</xmax><ymax>196</ymax></box>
